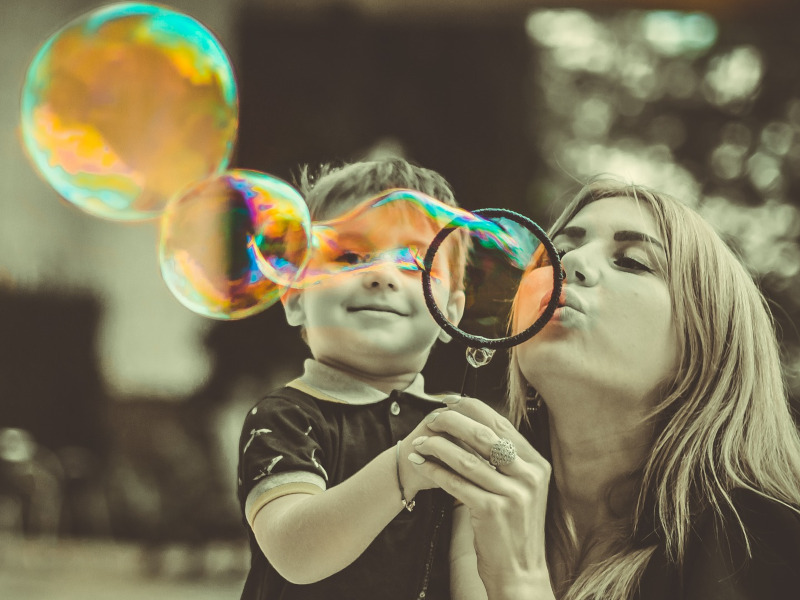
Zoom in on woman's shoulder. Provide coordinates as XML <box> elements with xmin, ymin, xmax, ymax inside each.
<box><xmin>691</xmin><ymin>488</ymin><xmax>800</xmax><ymax>598</ymax></box>
<box><xmin>697</xmin><ymin>488</ymin><xmax>800</xmax><ymax>565</ymax></box>
<box><xmin>719</xmin><ymin>487</ymin><xmax>800</xmax><ymax>551</ymax></box>
<box><xmin>638</xmin><ymin>488</ymin><xmax>800</xmax><ymax>600</ymax></box>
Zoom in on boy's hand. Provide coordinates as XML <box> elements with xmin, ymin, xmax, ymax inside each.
<box><xmin>397</xmin><ymin>405</ymin><xmax>454</xmax><ymax>499</ymax></box>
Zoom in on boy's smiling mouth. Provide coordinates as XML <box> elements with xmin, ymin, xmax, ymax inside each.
<box><xmin>347</xmin><ymin>304</ymin><xmax>409</xmax><ymax>316</ymax></box>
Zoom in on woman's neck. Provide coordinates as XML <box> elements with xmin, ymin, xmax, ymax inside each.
<box><xmin>546</xmin><ymin>396</ymin><xmax>653</xmax><ymax>544</ymax></box>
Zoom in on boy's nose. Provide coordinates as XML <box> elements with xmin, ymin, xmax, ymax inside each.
<box><xmin>362</xmin><ymin>265</ymin><xmax>400</xmax><ymax>290</ymax></box>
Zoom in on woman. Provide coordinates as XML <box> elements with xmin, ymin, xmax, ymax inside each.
<box><xmin>406</xmin><ymin>179</ymin><xmax>800</xmax><ymax>599</ymax></box>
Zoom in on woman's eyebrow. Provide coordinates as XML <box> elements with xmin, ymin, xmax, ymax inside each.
<box><xmin>553</xmin><ymin>226</ymin><xmax>664</xmax><ymax>251</ymax></box>
<box><xmin>553</xmin><ymin>225</ymin><xmax>585</xmax><ymax>240</ymax></box>
<box><xmin>613</xmin><ymin>230</ymin><xmax>665</xmax><ymax>251</ymax></box>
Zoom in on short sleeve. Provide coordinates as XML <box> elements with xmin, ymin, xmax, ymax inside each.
<box><xmin>683</xmin><ymin>490</ymin><xmax>800</xmax><ymax>600</ymax></box>
<box><xmin>238</xmin><ymin>394</ymin><xmax>331</xmax><ymax>527</ymax></box>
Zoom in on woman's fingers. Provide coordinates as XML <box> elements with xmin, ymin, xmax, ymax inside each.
<box><xmin>411</xmin><ymin>431</ymin><xmax>551</xmax><ymax>501</ymax></box>
<box><xmin>408</xmin><ymin>443</ymin><xmax>510</xmax><ymax>509</ymax></box>
<box><xmin>438</xmin><ymin>396</ymin><xmax>543</xmax><ymax>464</ymax></box>
<box><xmin>410</xmin><ymin>434</ymin><xmax>515</xmax><ymax>496</ymax></box>
<box><xmin>409</xmin><ymin>435</ymin><xmax>551</xmax><ymax>522</ymax></box>
<box><xmin>439</xmin><ymin>395</ymin><xmax>522</xmax><ymax>441</ymax></box>
<box><xmin>424</xmin><ymin>407</ymin><xmax>548</xmax><ymax>472</ymax></box>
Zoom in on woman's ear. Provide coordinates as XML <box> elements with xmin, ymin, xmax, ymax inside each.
<box><xmin>281</xmin><ymin>290</ymin><xmax>306</xmax><ymax>327</ymax></box>
<box><xmin>437</xmin><ymin>289</ymin><xmax>466</xmax><ymax>343</ymax></box>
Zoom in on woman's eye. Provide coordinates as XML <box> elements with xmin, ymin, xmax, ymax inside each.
<box><xmin>615</xmin><ymin>256</ymin><xmax>653</xmax><ymax>273</ymax></box>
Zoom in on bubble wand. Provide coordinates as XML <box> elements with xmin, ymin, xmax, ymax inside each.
<box><xmin>421</xmin><ymin>209</ymin><xmax>564</xmax><ymax>395</ymax></box>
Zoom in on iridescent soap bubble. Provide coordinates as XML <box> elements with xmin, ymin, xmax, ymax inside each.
<box><xmin>302</xmin><ymin>189</ymin><xmax>527</xmax><ymax>288</ymax></box>
<box><xmin>20</xmin><ymin>2</ymin><xmax>238</xmax><ymax>221</ymax></box>
<box><xmin>298</xmin><ymin>190</ymin><xmax>538</xmax><ymax>340</ymax></box>
<box><xmin>159</xmin><ymin>170</ymin><xmax>310</xmax><ymax>320</ymax></box>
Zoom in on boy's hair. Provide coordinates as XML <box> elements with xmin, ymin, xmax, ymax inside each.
<box><xmin>295</xmin><ymin>157</ymin><xmax>469</xmax><ymax>291</ymax></box>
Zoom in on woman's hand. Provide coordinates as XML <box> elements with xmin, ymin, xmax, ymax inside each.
<box><xmin>408</xmin><ymin>396</ymin><xmax>556</xmax><ymax>600</ymax></box>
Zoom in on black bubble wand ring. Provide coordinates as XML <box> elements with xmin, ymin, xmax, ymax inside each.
<box><xmin>421</xmin><ymin>208</ymin><xmax>564</xmax><ymax>351</ymax></box>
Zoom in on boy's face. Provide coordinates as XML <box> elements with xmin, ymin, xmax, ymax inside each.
<box><xmin>282</xmin><ymin>200</ymin><xmax>465</xmax><ymax>378</ymax></box>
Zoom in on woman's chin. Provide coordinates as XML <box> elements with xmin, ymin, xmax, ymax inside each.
<box><xmin>517</xmin><ymin>343</ymin><xmax>578</xmax><ymax>384</ymax></box>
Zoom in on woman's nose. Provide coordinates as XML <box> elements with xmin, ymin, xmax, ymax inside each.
<box><xmin>561</xmin><ymin>249</ymin><xmax>597</xmax><ymax>286</ymax></box>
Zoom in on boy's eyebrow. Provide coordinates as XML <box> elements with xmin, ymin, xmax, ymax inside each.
<box><xmin>333</xmin><ymin>231</ymin><xmax>370</xmax><ymax>246</ymax></box>
<box><xmin>553</xmin><ymin>226</ymin><xmax>665</xmax><ymax>251</ymax></box>
<box><xmin>403</xmin><ymin>236</ymin><xmax>434</xmax><ymax>248</ymax></box>
<box><xmin>328</xmin><ymin>230</ymin><xmax>433</xmax><ymax>254</ymax></box>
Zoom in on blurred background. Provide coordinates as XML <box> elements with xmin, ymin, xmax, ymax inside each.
<box><xmin>1</xmin><ymin>0</ymin><xmax>799</xmax><ymax>597</ymax></box>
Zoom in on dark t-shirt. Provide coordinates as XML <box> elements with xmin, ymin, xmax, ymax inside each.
<box><xmin>237</xmin><ymin>371</ymin><xmax>452</xmax><ymax>600</ymax></box>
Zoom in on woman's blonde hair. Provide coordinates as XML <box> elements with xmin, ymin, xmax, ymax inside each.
<box><xmin>507</xmin><ymin>178</ymin><xmax>800</xmax><ymax>599</ymax></box>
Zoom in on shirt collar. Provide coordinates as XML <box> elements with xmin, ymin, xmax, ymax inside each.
<box><xmin>286</xmin><ymin>359</ymin><xmax>439</xmax><ymax>405</ymax></box>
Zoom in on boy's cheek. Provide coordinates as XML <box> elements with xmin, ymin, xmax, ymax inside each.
<box><xmin>426</xmin><ymin>282</ymin><xmax>458</xmax><ymax>322</ymax></box>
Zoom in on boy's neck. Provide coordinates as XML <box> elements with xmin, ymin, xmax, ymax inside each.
<box><xmin>316</xmin><ymin>358</ymin><xmax>418</xmax><ymax>395</ymax></box>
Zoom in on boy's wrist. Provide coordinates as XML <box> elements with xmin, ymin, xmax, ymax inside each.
<box><xmin>395</xmin><ymin>441</ymin><xmax>425</xmax><ymax>505</ymax></box>
<box><xmin>395</xmin><ymin>441</ymin><xmax>416</xmax><ymax>511</ymax></box>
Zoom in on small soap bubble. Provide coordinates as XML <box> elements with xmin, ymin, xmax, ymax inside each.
<box><xmin>20</xmin><ymin>2</ymin><xmax>238</xmax><ymax>221</ymax></box>
<box><xmin>159</xmin><ymin>170</ymin><xmax>310</xmax><ymax>320</ymax></box>
<box><xmin>466</xmin><ymin>347</ymin><xmax>495</xmax><ymax>368</ymax></box>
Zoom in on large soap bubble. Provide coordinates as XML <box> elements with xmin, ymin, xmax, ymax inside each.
<box><xmin>20</xmin><ymin>2</ymin><xmax>238</xmax><ymax>221</ymax></box>
<box><xmin>159</xmin><ymin>170</ymin><xmax>311</xmax><ymax>320</ymax></box>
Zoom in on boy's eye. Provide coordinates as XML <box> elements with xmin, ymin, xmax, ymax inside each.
<box><xmin>614</xmin><ymin>256</ymin><xmax>654</xmax><ymax>273</ymax></box>
<box><xmin>334</xmin><ymin>251</ymin><xmax>364</xmax><ymax>265</ymax></box>
<box><xmin>407</xmin><ymin>246</ymin><xmax>426</xmax><ymax>271</ymax></box>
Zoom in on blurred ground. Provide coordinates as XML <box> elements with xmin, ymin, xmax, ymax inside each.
<box><xmin>0</xmin><ymin>535</ymin><xmax>247</xmax><ymax>600</ymax></box>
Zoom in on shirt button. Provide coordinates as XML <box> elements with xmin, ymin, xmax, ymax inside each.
<box><xmin>390</xmin><ymin>401</ymin><xmax>401</xmax><ymax>416</ymax></box>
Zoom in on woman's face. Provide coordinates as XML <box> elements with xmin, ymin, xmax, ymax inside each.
<box><xmin>514</xmin><ymin>196</ymin><xmax>679</xmax><ymax>408</ymax></box>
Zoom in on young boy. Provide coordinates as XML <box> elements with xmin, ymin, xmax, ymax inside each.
<box><xmin>237</xmin><ymin>157</ymin><xmax>468</xmax><ymax>599</ymax></box>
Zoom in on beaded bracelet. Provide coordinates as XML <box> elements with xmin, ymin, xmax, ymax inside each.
<box><xmin>395</xmin><ymin>441</ymin><xmax>415</xmax><ymax>512</ymax></box>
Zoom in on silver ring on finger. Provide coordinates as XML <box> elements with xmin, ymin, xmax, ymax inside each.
<box><xmin>489</xmin><ymin>438</ymin><xmax>517</xmax><ymax>468</ymax></box>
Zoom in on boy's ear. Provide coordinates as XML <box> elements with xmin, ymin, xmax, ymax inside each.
<box><xmin>437</xmin><ymin>289</ymin><xmax>466</xmax><ymax>344</ymax></box>
<box><xmin>281</xmin><ymin>290</ymin><xmax>306</xmax><ymax>327</ymax></box>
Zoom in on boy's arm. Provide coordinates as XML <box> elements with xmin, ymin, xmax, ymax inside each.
<box><xmin>252</xmin><ymin>442</ymin><xmax>424</xmax><ymax>584</ymax></box>
<box><xmin>450</xmin><ymin>504</ymin><xmax>489</xmax><ymax>600</ymax></box>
